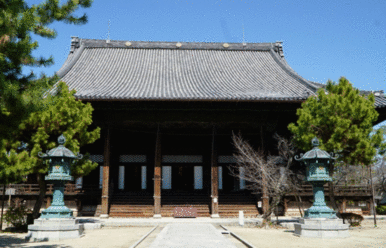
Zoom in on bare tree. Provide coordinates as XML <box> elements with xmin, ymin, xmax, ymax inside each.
<box><xmin>230</xmin><ymin>132</ymin><xmax>301</xmax><ymax>227</ymax></box>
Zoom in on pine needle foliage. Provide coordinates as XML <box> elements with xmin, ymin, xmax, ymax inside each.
<box><xmin>0</xmin><ymin>0</ymin><xmax>93</xmax><ymax>183</ymax></box>
<box><xmin>17</xmin><ymin>81</ymin><xmax>101</xmax><ymax>177</ymax></box>
<box><xmin>288</xmin><ymin>77</ymin><xmax>386</xmax><ymax>167</ymax></box>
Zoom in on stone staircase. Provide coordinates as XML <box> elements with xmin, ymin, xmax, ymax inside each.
<box><xmin>108</xmin><ymin>192</ymin><xmax>259</xmax><ymax>218</ymax></box>
<box><xmin>109</xmin><ymin>193</ymin><xmax>154</xmax><ymax>218</ymax></box>
<box><xmin>218</xmin><ymin>193</ymin><xmax>260</xmax><ymax>218</ymax></box>
<box><xmin>161</xmin><ymin>194</ymin><xmax>211</xmax><ymax>217</ymax></box>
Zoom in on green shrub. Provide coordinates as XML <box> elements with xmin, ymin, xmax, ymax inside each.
<box><xmin>4</xmin><ymin>205</ymin><xmax>31</xmax><ymax>231</ymax></box>
<box><xmin>340</xmin><ymin>212</ymin><xmax>364</xmax><ymax>227</ymax></box>
<box><xmin>376</xmin><ymin>205</ymin><xmax>386</xmax><ymax>215</ymax></box>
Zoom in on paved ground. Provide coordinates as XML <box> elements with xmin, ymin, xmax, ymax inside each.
<box><xmin>0</xmin><ymin>216</ymin><xmax>385</xmax><ymax>247</ymax></box>
<box><xmin>149</xmin><ymin>224</ymin><xmax>237</xmax><ymax>248</ymax></box>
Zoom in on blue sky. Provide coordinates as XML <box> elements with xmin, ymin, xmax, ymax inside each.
<box><xmin>25</xmin><ymin>0</ymin><xmax>385</xmax><ymax>91</ymax></box>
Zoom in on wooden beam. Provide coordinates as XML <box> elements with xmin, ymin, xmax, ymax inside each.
<box><xmin>101</xmin><ymin>128</ymin><xmax>110</xmax><ymax>218</ymax></box>
<box><xmin>211</xmin><ymin>126</ymin><xmax>219</xmax><ymax>218</ymax></box>
<box><xmin>153</xmin><ymin>125</ymin><xmax>162</xmax><ymax>218</ymax></box>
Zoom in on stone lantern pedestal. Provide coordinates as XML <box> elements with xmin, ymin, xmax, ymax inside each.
<box><xmin>26</xmin><ymin>135</ymin><xmax>84</xmax><ymax>242</ymax></box>
<box><xmin>293</xmin><ymin>137</ymin><xmax>349</xmax><ymax>238</ymax></box>
<box><xmin>294</xmin><ymin>218</ymin><xmax>349</xmax><ymax>238</ymax></box>
<box><xmin>26</xmin><ymin>218</ymin><xmax>84</xmax><ymax>241</ymax></box>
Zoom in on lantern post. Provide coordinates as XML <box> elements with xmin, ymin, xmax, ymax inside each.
<box><xmin>293</xmin><ymin>137</ymin><xmax>350</xmax><ymax>238</ymax></box>
<box><xmin>26</xmin><ymin>134</ymin><xmax>85</xmax><ymax>241</ymax></box>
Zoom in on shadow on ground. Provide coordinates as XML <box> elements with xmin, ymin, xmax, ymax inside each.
<box><xmin>0</xmin><ymin>234</ymin><xmax>72</xmax><ymax>248</ymax></box>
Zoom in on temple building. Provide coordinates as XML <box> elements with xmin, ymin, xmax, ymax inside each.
<box><xmin>18</xmin><ymin>37</ymin><xmax>386</xmax><ymax>218</ymax></box>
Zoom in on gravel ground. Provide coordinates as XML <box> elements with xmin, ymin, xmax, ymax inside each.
<box><xmin>226</xmin><ymin>219</ymin><xmax>386</xmax><ymax>248</ymax></box>
<box><xmin>0</xmin><ymin>226</ymin><xmax>153</xmax><ymax>248</ymax></box>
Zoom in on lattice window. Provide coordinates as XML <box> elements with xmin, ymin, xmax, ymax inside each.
<box><xmin>118</xmin><ymin>166</ymin><xmax>125</xmax><ymax>190</ymax></box>
<box><xmin>218</xmin><ymin>166</ymin><xmax>223</xmax><ymax>190</ymax></box>
<box><xmin>90</xmin><ymin>155</ymin><xmax>104</xmax><ymax>163</ymax></box>
<box><xmin>99</xmin><ymin>166</ymin><xmax>103</xmax><ymax>189</ymax></box>
<box><xmin>162</xmin><ymin>166</ymin><xmax>172</xmax><ymax>189</ymax></box>
<box><xmin>162</xmin><ymin>155</ymin><xmax>202</xmax><ymax>163</ymax></box>
<box><xmin>218</xmin><ymin>155</ymin><xmax>237</xmax><ymax>164</ymax></box>
<box><xmin>239</xmin><ymin>167</ymin><xmax>246</xmax><ymax>190</ymax></box>
<box><xmin>119</xmin><ymin>155</ymin><xmax>147</xmax><ymax>163</ymax></box>
<box><xmin>141</xmin><ymin>166</ymin><xmax>147</xmax><ymax>190</ymax></box>
<box><xmin>194</xmin><ymin>166</ymin><xmax>203</xmax><ymax>189</ymax></box>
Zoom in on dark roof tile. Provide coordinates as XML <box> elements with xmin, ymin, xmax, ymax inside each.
<box><xmin>53</xmin><ymin>38</ymin><xmax>385</xmax><ymax>107</ymax></box>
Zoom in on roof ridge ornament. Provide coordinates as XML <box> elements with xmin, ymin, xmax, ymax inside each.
<box><xmin>106</xmin><ymin>19</ymin><xmax>111</xmax><ymax>43</ymax></box>
<box><xmin>275</xmin><ymin>41</ymin><xmax>284</xmax><ymax>58</ymax></box>
<box><xmin>70</xmin><ymin>36</ymin><xmax>80</xmax><ymax>53</ymax></box>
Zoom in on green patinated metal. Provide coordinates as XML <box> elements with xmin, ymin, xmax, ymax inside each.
<box><xmin>295</xmin><ymin>137</ymin><xmax>339</xmax><ymax>218</ymax></box>
<box><xmin>38</xmin><ymin>134</ymin><xmax>83</xmax><ymax>219</ymax></box>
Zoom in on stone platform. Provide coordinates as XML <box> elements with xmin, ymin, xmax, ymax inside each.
<box><xmin>26</xmin><ymin>218</ymin><xmax>84</xmax><ymax>242</ymax></box>
<box><xmin>294</xmin><ymin>218</ymin><xmax>349</xmax><ymax>238</ymax></box>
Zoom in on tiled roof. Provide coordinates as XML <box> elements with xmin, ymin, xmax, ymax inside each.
<box><xmin>54</xmin><ymin>38</ymin><xmax>319</xmax><ymax>102</ymax></box>
<box><xmin>53</xmin><ymin>37</ymin><xmax>386</xmax><ymax>107</ymax></box>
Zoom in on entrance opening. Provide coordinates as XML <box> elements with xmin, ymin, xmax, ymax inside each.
<box><xmin>173</xmin><ymin>165</ymin><xmax>194</xmax><ymax>192</ymax></box>
<box><xmin>162</xmin><ymin>164</ymin><xmax>203</xmax><ymax>192</ymax></box>
<box><xmin>118</xmin><ymin>165</ymin><xmax>147</xmax><ymax>191</ymax></box>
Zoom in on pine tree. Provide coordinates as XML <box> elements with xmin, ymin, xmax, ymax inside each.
<box><xmin>17</xmin><ymin>81</ymin><xmax>100</xmax><ymax>218</ymax></box>
<box><xmin>0</xmin><ymin>0</ymin><xmax>93</xmax><ymax>182</ymax></box>
<box><xmin>288</xmin><ymin>77</ymin><xmax>386</xmax><ymax>210</ymax></box>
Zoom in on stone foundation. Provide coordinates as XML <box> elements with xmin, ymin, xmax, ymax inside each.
<box><xmin>294</xmin><ymin>218</ymin><xmax>349</xmax><ymax>238</ymax></box>
<box><xmin>26</xmin><ymin>218</ymin><xmax>84</xmax><ymax>242</ymax></box>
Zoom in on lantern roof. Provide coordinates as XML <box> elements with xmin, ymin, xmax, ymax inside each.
<box><xmin>295</xmin><ymin>137</ymin><xmax>339</xmax><ymax>161</ymax></box>
<box><xmin>38</xmin><ymin>134</ymin><xmax>83</xmax><ymax>159</ymax></box>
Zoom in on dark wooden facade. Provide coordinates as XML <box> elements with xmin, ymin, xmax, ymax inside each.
<box><xmin>79</xmin><ymin>100</ymin><xmax>295</xmax><ymax>218</ymax></box>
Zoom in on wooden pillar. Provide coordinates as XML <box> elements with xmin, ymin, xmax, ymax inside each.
<box><xmin>284</xmin><ymin>198</ymin><xmax>289</xmax><ymax>216</ymax></box>
<box><xmin>260</xmin><ymin>125</ymin><xmax>269</xmax><ymax>214</ymax></box>
<box><xmin>100</xmin><ymin>128</ymin><xmax>110</xmax><ymax>218</ymax></box>
<box><xmin>341</xmin><ymin>198</ymin><xmax>347</xmax><ymax>213</ymax></box>
<box><xmin>153</xmin><ymin>125</ymin><xmax>162</xmax><ymax>218</ymax></box>
<box><xmin>46</xmin><ymin>196</ymin><xmax>51</xmax><ymax>208</ymax></box>
<box><xmin>211</xmin><ymin>126</ymin><xmax>219</xmax><ymax>218</ymax></box>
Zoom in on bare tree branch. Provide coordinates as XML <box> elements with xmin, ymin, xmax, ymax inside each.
<box><xmin>230</xmin><ymin>132</ymin><xmax>302</xmax><ymax>227</ymax></box>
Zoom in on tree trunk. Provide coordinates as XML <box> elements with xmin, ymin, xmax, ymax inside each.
<box><xmin>261</xmin><ymin>195</ymin><xmax>281</xmax><ymax>228</ymax></box>
<box><xmin>294</xmin><ymin>194</ymin><xmax>304</xmax><ymax>217</ymax></box>
<box><xmin>32</xmin><ymin>173</ymin><xmax>46</xmax><ymax>220</ymax></box>
<box><xmin>0</xmin><ymin>184</ymin><xmax>5</xmax><ymax>231</ymax></box>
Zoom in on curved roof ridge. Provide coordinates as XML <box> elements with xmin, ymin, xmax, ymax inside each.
<box><xmin>56</xmin><ymin>43</ymin><xmax>85</xmax><ymax>78</ymax></box>
<box><xmin>268</xmin><ymin>48</ymin><xmax>318</xmax><ymax>96</ymax></box>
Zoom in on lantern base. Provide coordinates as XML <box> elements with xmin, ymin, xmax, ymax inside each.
<box><xmin>305</xmin><ymin>205</ymin><xmax>337</xmax><ymax>219</ymax></box>
<box><xmin>294</xmin><ymin>218</ymin><xmax>349</xmax><ymax>238</ymax></box>
<box><xmin>26</xmin><ymin>218</ymin><xmax>84</xmax><ymax>242</ymax></box>
<box><xmin>40</xmin><ymin>205</ymin><xmax>73</xmax><ymax>219</ymax></box>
